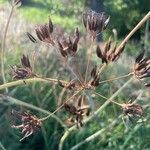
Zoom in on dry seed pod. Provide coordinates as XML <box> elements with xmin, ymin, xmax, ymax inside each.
<box><xmin>91</xmin><ymin>65</ymin><xmax>97</xmax><ymax>78</ymax></box>
<box><xmin>11</xmin><ymin>55</ymin><xmax>33</xmax><ymax>79</ymax></box>
<box><xmin>134</xmin><ymin>50</ymin><xmax>150</xmax><ymax>87</ymax></box>
<box><xmin>57</xmin><ymin>28</ymin><xmax>79</xmax><ymax>57</ymax></box>
<box><xmin>27</xmin><ymin>32</ymin><xmax>37</xmax><ymax>43</ymax></box>
<box><xmin>91</xmin><ymin>76</ymin><xmax>100</xmax><ymax>87</ymax></box>
<box><xmin>83</xmin><ymin>9</ymin><xmax>110</xmax><ymax>39</ymax></box>
<box><xmin>64</xmin><ymin>103</ymin><xmax>77</xmax><ymax>115</ymax></box>
<box><xmin>96</xmin><ymin>38</ymin><xmax>126</xmax><ymax>63</ymax></box>
<box><xmin>35</xmin><ymin>17</ymin><xmax>54</xmax><ymax>45</ymax></box>
<box><xmin>11</xmin><ymin>110</ymin><xmax>41</xmax><ymax>141</ymax></box>
<box><xmin>122</xmin><ymin>103</ymin><xmax>144</xmax><ymax>117</ymax></box>
<box><xmin>64</xmin><ymin>101</ymin><xmax>90</xmax><ymax>128</ymax></box>
<box><xmin>90</xmin><ymin>65</ymin><xmax>100</xmax><ymax>87</ymax></box>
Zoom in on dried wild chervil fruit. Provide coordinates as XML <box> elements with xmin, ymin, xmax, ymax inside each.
<box><xmin>134</xmin><ymin>50</ymin><xmax>150</xmax><ymax>87</ymax></box>
<box><xmin>96</xmin><ymin>37</ymin><xmax>126</xmax><ymax>63</ymax></box>
<box><xmin>57</xmin><ymin>28</ymin><xmax>79</xmax><ymax>57</ymax></box>
<box><xmin>11</xmin><ymin>110</ymin><xmax>41</xmax><ymax>141</ymax></box>
<box><xmin>122</xmin><ymin>103</ymin><xmax>144</xmax><ymax>118</ymax></box>
<box><xmin>83</xmin><ymin>10</ymin><xmax>110</xmax><ymax>39</ymax></box>
<box><xmin>34</xmin><ymin>17</ymin><xmax>54</xmax><ymax>45</ymax></box>
<box><xmin>64</xmin><ymin>97</ymin><xmax>90</xmax><ymax>128</ymax></box>
<box><xmin>11</xmin><ymin>54</ymin><xmax>34</xmax><ymax>79</ymax></box>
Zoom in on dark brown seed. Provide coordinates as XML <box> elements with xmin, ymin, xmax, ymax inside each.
<box><xmin>91</xmin><ymin>65</ymin><xmax>97</xmax><ymax>78</ymax></box>
<box><xmin>48</xmin><ymin>16</ymin><xmax>53</xmax><ymax>33</ymax></box>
<box><xmin>27</xmin><ymin>32</ymin><xmax>37</xmax><ymax>43</ymax></box>
<box><xmin>21</xmin><ymin>55</ymin><xmax>31</xmax><ymax>68</ymax></box>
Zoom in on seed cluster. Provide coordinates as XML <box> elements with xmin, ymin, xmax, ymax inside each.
<box><xmin>9</xmin><ymin>7</ymin><xmax>149</xmax><ymax>141</ymax></box>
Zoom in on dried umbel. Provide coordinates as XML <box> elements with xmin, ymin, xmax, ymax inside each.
<box><xmin>30</xmin><ymin>17</ymin><xmax>55</xmax><ymax>45</ymax></box>
<box><xmin>134</xmin><ymin>50</ymin><xmax>150</xmax><ymax>87</ymax></box>
<box><xmin>96</xmin><ymin>38</ymin><xmax>126</xmax><ymax>63</ymax></box>
<box><xmin>83</xmin><ymin>10</ymin><xmax>110</xmax><ymax>39</ymax></box>
<box><xmin>11</xmin><ymin>54</ymin><xmax>34</xmax><ymax>79</ymax></box>
<box><xmin>11</xmin><ymin>110</ymin><xmax>41</xmax><ymax>141</ymax></box>
<box><xmin>57</xmin><ymin>28</ymin><xmax>79</xmax><ymax>57</ymax></box>
<box><xmin>122</xmin><ymin>103</ymin><xmax>144</xmax><ymax>118</ymax></box>
<box><xmin>64</xmin><ymin>97</ymin><xmax>90</xmax><ymax>128</ymax></box>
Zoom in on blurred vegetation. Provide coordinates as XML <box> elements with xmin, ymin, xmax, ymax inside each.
<box><xmin>0</xmin><ymin>0</ymin><xmax>149</xmax><ymax>150</ymax></box>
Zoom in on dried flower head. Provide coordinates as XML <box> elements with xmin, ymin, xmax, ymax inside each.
<box><xmin>64</xmin><ymin>97</ymin><xmax>90</xmax><ymax>128</ymax></box>
<box><xmin>134</xmin><ymin>50</ymin><xmax>150</xmax><ymax>87</ymax></box>
<box><xmin>96</xmin><ymin>38</ymin><xmax>126</xmax><ymax>63</ymax></box>
<box><xmin>34</xmin><ymin>17</ymin><xmax>54</xmax><ymax>45</ymax></box>
<box><xmin>122</xmin><ymin>103</ymin><xmax>144</xmax><ymax>118</ymax></box>
<box><xmin>11</xmin><ymin>54</ymin><xmax>33</xmax><ymax>79</ymax></box>
<box><xmin>11</xmin><ymin>110</ymin><xmax>41</xmax><ymax>141</ymax></box>
<box><xmin>57</xmin><ymin>28</ymin><xmax>79</xmax><ymax>57</ymax></box>
<box><xmin>83</xmin><ymin>10</ymin><xmax>110</xmax><ymax>39</ymax></box>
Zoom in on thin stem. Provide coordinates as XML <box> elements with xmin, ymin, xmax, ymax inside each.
<box><xmin>67</xmin><ymin>64</ymin><xmax>83</xmax><ymax>86</ymax></box>
<box><xmin>58</xmin><ymin>78</ymin><xmax>133</xmax><ymax>150</ymax></box>
<box><xmin>99</xmin><ymin>72</ymin><xmax>133</xmax><ymax>84</ymax></box>
<box><xmin>97</xmin><ymin>63</ymin><xmax>107</xmax><ymax>76</ymax></box>
<box><xmin>1</xmin><ymin>6</ymin><xmax>14</xmax><ymax>93</ymax></box>
<box><xmin>93</xmin><ymin>91</ymin><xmax>122</xmax><ymax>106</ymax></box>
<box><xmin>84</xmin><ymin>38</ymin><xmax>94</xmax><ymax>84</ymax></box>
<box><xmin>39</xmin><ymin>90</ymin><xmax>82</xmax><ymax>121</ymax></box>
<box><xmin>71</xmin><ymin>116</ymin><xmax>120</xmax><ymax>150</ymax></box>
<box><xmin>115</xmin><ymin>11</ymin><xmax>150</xmax><ymax>55</ymax></box>
<box><xmin>0</xmin><ymin>142</ymin><xmax>6</xmax><ymax>150</ymax></box>
<box><xmin>0</xmin><ymin>77</ymin><xmax>68</xmax><ymax>90</ymax></box>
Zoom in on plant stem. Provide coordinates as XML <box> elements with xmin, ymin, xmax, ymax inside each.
<box><xmin>1</xmin><ymin>6</ymin><xmax>14</xmax><ymax>93</ymax></box>
<box><xmin>99</xmin><ymin>72</ymin><xmax>133</xmax><ymax>84</ymax></box>
<box><xmin>97</xmin><ymin>63</ymin><xmax>107</xmax><ymax>75</ymax></box>
<box><xmin>0</xmin><ymin>142</ymin><xmax>6</xmax><ymax>150</ymax></box>
<box><xmin>84</xmin><ymin>38</ymin><xmax>94</xmax><ymax>84</ymax></box>
<box><xmin>71</xmin><ymin>116</ymin><xmax>120</xmax><ymax>150</ymax></box>
<box><xmin>93</xmin><ymin>91</ymin><xmax>122</xmax><ymax>106</ymax></box>
<box><xmin>58</xmin><ymin>77</ymin><xmax>133</xmax><ymax>150</ymax></box>
<box><xmin>39</xmin><ymin>90</ymin><xmax>82</xmax><ymax>121</ymax></box>
<box><xmin>115</xmin><ymin>11</ymin><xmax>150</xmax><ymax>54</ymax></box>
<box><xmin>0</xmin><ymin>77</ymin><xmax>68</xmax><ymax>90</ymax></box>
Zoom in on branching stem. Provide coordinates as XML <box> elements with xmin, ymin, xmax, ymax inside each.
<box><xmin>39</xmin><ymin>90</ymin><xmax>82</xmax><ymax>121</ymax></box>
<box><xmin>99</xmin><ymin>72</ymin><xmax>133</xmax><ymax>84</ymax></box>
<box><xmin>1</xmin><ymin>6</ymin><xmax>14</xmax><ymax>93</ymax></box>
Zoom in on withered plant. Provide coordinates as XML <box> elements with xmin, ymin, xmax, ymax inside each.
<box><xmin>0</xmin><ymin>0</ymin><xmax>150</xmax><ymax>149</ymax></box>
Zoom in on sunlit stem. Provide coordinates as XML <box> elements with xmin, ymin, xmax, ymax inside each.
<box><xmin>115</xmin><ymin>11</ymin><xmax>150</xmax><ymax>54</ymax></box>
<box><xmin>0</xmin><ymin>77</ymin><xmax>68</xmax><ymax>90</ymax></box>
<box><xmin>39</xmin><ymin>90</ymin><xmax>82</xmax><ymax>121</ymax></box>
<box><xmin>99</xmin><ymin>72</ymin><xmax>134</xmax><ymax>84</ymax></box>
<box><xmin>93</xmin><ymin>91</ymin><xmax>122</xmax><ymax>107</ymax></box>
<box><xmin>1</xmin><ymin>6</ymin><xmax>14</xmax><ymax>93</ymax></box>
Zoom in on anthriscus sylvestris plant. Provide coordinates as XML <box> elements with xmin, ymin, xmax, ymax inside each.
<box><xmin>0</xmin><ymin>0</ymin><xmax>150</xmax><ymax>146</ymax></box>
